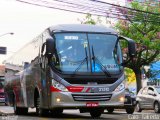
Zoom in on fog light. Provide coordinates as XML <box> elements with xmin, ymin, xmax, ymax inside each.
<box><xmin>119</xmin><ymin>96</ymin><xmax>125</xmax><ymax>102</ymax></box>
<box><xmin>56</xmin><ymin>98</ymin><xmax>61</xmax><ymax>102</ymax></box>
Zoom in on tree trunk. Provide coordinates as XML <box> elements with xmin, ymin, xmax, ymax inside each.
<box><xmin>133</xmin><ymin>68</ymin><xmax>142</xmax><ymax>93</ymax></box>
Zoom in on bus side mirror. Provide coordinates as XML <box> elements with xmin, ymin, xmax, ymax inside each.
<box><xmin>119</xmin><ymin>36</ymin><xmax>136</xmax><ymax>58</ymax></box>
<box><xmin>128</xmin><ymin>40</ymin><xmax>136</xmax><ymax>57</ymax></box>
<box><xmin>46</xmin><ymin>38</ymin><xmax>55</xmax><ymax>57</ymax></box>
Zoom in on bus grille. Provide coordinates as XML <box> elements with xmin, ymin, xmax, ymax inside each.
<box><xmin>72</xmin><ymin>93</ymin><xmax>112</xmax><ymax>101</ymax></box>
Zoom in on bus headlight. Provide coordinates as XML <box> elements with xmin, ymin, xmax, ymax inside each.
<box><xmin>114</xmin><ymin>83</ymin><xmax>125</xmax><ymax>92</ymax></box>
<box><xmin>52</xmin><ymin>79</ymin><xmax>68</xmax><ymax>92</ymax></box>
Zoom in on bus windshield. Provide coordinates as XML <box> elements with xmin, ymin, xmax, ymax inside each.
<box><xmin>53</xmin><ymin>33</ymin><xmax>122</xmax><ymax>74</ymax></box>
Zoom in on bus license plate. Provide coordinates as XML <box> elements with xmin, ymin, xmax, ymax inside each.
<box><xmin>86</xmin><ymin>102</ymin><xmax>99</xmax><ymax>107</ymax></box>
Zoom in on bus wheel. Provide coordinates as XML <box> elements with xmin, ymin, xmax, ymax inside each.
<box><xmin>126</xmin><ymin>107</ymin><xmax>135</xmax><ymax>114</ymax></box>
<box><xmin>89</xmin><ymin>108</ymin><xmax>103</xmax><ymax>118</ymax></box>
<box><xmin>13</xmin><ymin>97</ymin><xmax>20</xmax><ymax>115</ymax></box>
<box><xmin>35</xmin><ymin>97</ymin><xmax>40</xmax><ymax>115</ymax></box>
<box><xmin>106</xmin><ymin>108</ymin><xmax>114</xmax><ymax>113</ymax></box>
<box><xmin>13</xmin><ymin>96</ymin><xmax>28</xmax><ymax>115</ymax></box>
<box><xmin>35</xmin><ymin>97</ymin><xmax>49</xmax><ymax>116</ymax></box>
<box><xmin>50</xmin><ymin>108</ymin><xmax>63</xmax><ymax>116</ymax></box>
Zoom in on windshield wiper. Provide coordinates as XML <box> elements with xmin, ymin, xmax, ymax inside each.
<box><xmin>91</xmin><ymin>46</ymin><xmax>111</xmax><ymax>77</ymax></box>
<box><xmin>71</xmin><ymin>47</ymin><xmax>89</xmax><ymax>76</ymax></box>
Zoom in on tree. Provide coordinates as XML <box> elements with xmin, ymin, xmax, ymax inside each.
<box><xmin>115</xmin><ymin>2</ymin><xmax>160</xmax><ymax>92</ymax></box>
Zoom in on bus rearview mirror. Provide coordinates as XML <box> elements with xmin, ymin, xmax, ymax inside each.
<box><xmin>128</xmin><ymin>40</ymin><xmax>136</xmax><ymax>57</ymax></box>
<box><xmin>119</xmin><ymin>36</ymin><xmax>136</xmax><ymax>58</ymax></box>
<box><xmin>46</xmin><ymin>38</ymin><xmax>55</xmax><ymax>57</ymax></box>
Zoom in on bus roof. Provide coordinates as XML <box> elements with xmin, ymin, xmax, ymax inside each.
<box><xmin>48</xmin><ymin>24</ymin><xmax>117</xmax><ymax>34</ymax></box>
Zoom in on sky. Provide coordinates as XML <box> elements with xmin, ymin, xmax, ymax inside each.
<box><xmin>0</xmin><ymin>0</ymin><xmax>125</xmax><ymax>64</ymax></box>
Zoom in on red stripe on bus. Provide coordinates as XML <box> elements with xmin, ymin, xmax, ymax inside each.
<box><xmin>86</xmin><ymin>88</ymin><xmax>91</xmax><ymax>92</ymax></box>
<box><xmin>50</xmin><ymin>86</ymin><xmax>61</xmax><ymax>92</ymax></box>
<box><xmin>66</xmin><ymin>86</ymin><xmax>84</xmax><ymax>92</ymax></box>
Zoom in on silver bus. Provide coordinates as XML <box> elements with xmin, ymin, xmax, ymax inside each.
<box><xmin>4</xmin><ymin>24</ymin><xmax>136</xmax><ymax>118</ymax></box>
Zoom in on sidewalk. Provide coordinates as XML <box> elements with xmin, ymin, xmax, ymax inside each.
<box><xmin>0</xmin><ymin>105</ymin><xmax>14</xmax><ymax>115</ymax></box>
<box><xmin>0</xmin><ymin>105</ymin><xmax>36</xmax><ymax>115</ymax></box>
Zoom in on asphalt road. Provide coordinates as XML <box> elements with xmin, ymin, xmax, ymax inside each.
<box><xmin>0</xmin><ymin>105</ymin><xmax>160</xmax><ymax>120</ymax></box>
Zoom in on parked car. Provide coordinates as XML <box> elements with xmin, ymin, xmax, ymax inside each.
<box><xmin>136</xmin><ymin>86</ymin><xmax>160</xmax><ymax>113</ymax></box>
<box><xmin>106</xmin><ymin>89</ymin><xmax>136</xmax><ymax>114</ymax></box>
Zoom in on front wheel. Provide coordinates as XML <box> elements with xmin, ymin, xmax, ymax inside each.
<box><xmin>154</xmin><ymin>102</ymin><xmax>160</xmax><ymax>113</ymax></box>
<box><xmin>126</xmin><ymin>107</ymin><xmax>135</xmax><ymax>114</ymax></box>
<box><xmin>106</xmin><ymin>108</ymin><xmax>114</xmax><ymax>113</ymax></box>
<box><xmin>50</xmin><ymin>108</ymin><xmax>63</xmax><ymax>116</ymax></box>
<box><xmin>89</xmin><ymin>108</ymin><xmax>104</xmax><ymax>118</ymax></box>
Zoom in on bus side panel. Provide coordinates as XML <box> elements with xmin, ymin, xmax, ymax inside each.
<box><xmin>4</xmin><ymin>69</ymin><xmax>16</xmax><ymax>106</ymax></box>
<box><xmin>30</xmin><ymin>63</ymin><xmax>42</xmax><ymax>108</ymax></box>
<box><xmin>15</xmin><ymin>75</ymin><xmax>23</xmax><ymax>107</ymax></box>
<box><xmin>11</xmin><ymin>74</ymin><xmax>25</xmax><ymax>107</ymax></box>
<box><xmin>25</xmin><ymin>66</ymin><xmax>35</xmax><ymax>108</ymax></box>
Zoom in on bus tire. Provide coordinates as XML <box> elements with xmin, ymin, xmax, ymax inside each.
<box><xmin>106</xmin><ymin>108</ymin><xmax>114</xmax><ymax>113</ymax></box>
<box><xmin>20</xmin><ymin>108</ymin><xmax>28</xmax><ymax>115</ymax></box>
<box><xmin>89</xmin><ymin>108</ymin><xmax>103</xmax><ymax>118</ymax></box>
<box><xmin>35</xmin><ymin>97</ymin><xmax>42</xmax><ymax>116</ymax></box>
<box><xmin>40</xmin><ymin>109</ymin><xmax>49</xmax><ymax>116</ymax></box>
<box><xmin>13</xmin><ymin>96</ymin><xmax>28</xmax><ymax>115</ymax></box>
<box><xmin>126</xmin><ymin>107</ymin><xmax>135</xmax><ymax>114</ymax></box>
<box><xmin>35</xmin><ymin>96</ymin><xmax>49</xmax><ymax>116</ymax></box>
<box><xmin>50</xmin><ymin>108</ymin><xmax>63</xmax><ymax>116</ymax></box>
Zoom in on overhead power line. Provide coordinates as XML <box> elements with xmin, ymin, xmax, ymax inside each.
<box><xmin>15</xmin><ymin>0</ymin><xmax>160</xmax><ymax>23</ymax></box>
<box><xmin>90</xmin><ymin>0</ymin><xmax>160</xmax><ymax>15</ymax></box>
<box><xmin>15</xmin><ymin>0</ymin><xmax>130</xmax><ymax>20</ymax></box>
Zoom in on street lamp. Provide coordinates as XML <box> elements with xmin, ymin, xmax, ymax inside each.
<box><xmin>0</xmin><ymin>32</ymin><xmax>14</xmax><ymax>38</ymax></box>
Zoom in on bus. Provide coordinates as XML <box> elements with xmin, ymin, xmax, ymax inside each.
<box><xmin>4</xmin><ymin>24</ymin><xmax>136</xmax><ymax>118</ymax></box>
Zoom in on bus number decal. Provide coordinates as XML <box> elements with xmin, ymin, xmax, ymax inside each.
<box><xmin>99</xmin><ymin>87</ymin><xmax>109</xmax><ymax>92</ymax></box>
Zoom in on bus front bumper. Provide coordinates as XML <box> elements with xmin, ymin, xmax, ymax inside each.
<box><xmin>50</xmin><ymin>90</ymin><xmax>125</xmax><ymax>109</ymax></box>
